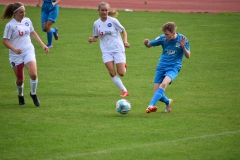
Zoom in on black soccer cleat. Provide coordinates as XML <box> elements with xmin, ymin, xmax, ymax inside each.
<box><xmin>30</xmin><ymin>92</ymin><xmax>40</xmax><ymax>107</ymax></box>
<box><xmin>18</xmin><ymin>95</ymin><xmax>25</xmax><ymax>105</ymax></box>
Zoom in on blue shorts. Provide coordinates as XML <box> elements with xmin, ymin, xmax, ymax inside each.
<box><xmin>154</xmin><ymin>67</ymin><xmax>180</xmax><ymax>83</ymax></box>
<box><xmin>41</xmin><ymin>2</ymin><xmax>59</xmax><ymax>29</ymax></box>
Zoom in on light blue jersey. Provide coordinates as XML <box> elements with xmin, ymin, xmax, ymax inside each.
<box><xmin>150</xmin><ymin>33</ymin><xmax>190</xmax><ymax>70</ymax></box>
<box><xmin>150</xmin><ymin>33</ymin><xmax>190</xmax><ymax>83</ymax></box>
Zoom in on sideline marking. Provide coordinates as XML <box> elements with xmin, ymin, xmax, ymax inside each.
<box><xmin>47</xmin><ymin>130</ymin><xmax>240</xmax><ymax>160</ymax></box>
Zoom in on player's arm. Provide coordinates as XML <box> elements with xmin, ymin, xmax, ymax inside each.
<box><xmin>53</xmin><ymin>0</ymin><xmax>62</xmax><ymax>6</ymax></box>
<box><xmin>182</xmin><ymin>46</ymin><xmax>190</xmax><ymax>59</ymax></box>
<box><xmin>36</xmin><ymin>0</ymin><xmax>41</xmax><ymax>7</ymax></box>
<box><xmin>180</xmin><ymin>36</ymin><xmax>190</xmax><ymax>58</ymax></box>
<box><xmin>30</xmin><ymin>31</ymin><xmax>49</xmax><ymax>54</ymax></box>
<box><xmin>88</xmin><ymin>36</ymin><xmax>99</xmax><ymax>43</ymax></box>
<box><xmin>3</xmin><ymin>38</ymin><xmax>22</xmax><ymax>54</ymax></box>
<box><xmin>143</xmin><ymin>39</ymin><xmax>152</xmax><ymax>48</ymax></box>
<box><xmin>122</xmin><ymin>30</ymin><xmax>130</xmax><ymax>48</ymax></box>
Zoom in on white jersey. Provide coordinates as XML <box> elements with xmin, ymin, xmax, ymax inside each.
<box><xmin>93</xmin><ymin>16</ymin><xmax>125</xmax><ymax>53</ymax></box>
<box><xmin>3</xmin><ymin>17</ymin><xmax>34</xmax><ymax>55</ymax></box>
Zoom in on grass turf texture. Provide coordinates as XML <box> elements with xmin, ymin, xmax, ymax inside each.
<box><xmin>0</xmin><ymin>6</ymin><xmax>240</xmax><ymax>159</ymax></box>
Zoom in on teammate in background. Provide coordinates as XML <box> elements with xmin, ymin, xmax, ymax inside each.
<box><xmin>1</xmin><ymin>2</ymin><xmax>49</xmax><ymax>106</ymax></box>
<box><xmin>143</xmin><ymin>22</ymin><xmax>190</xmax><ymax>113</ymax></box>
<box><xmin>88</xmin><ymin>2</ymin><xmax>130</xmax><ymax>97</ymax></box>
<box><xmin>36</xmin><ymin>0</ymin><xmax>61</xmax><ymax>48</ymax></box>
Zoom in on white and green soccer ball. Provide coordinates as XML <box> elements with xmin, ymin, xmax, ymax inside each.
<box><xmin>116</xmin><ymin>99</ymin><xmax>131</xmax><ymax>114</ymax></box>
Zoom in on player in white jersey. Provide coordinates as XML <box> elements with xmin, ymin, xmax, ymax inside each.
<box><xmin>1</xmin><ymin>2</ymin><xmax>49</xmax><ymax>106</ymax></box>
<box><xmin>88</xmin><ymin>2</ymin><xmax>130</xmax><ymax>97</ymax></box>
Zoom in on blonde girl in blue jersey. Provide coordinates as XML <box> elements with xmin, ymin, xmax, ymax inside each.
<box><xmin>88</xmin><ymin>2</ymin><xmax>130</xmax><ymax>97</ymax></box>
<box><xmin>143</xmin><ymin>22</ymin><xmax>190</xmax><ymax>113</ymax></box>
<box><xmin>36</xmin><ymin>0</ymin><xmax>61</xmax><ymax>48</ymax></box>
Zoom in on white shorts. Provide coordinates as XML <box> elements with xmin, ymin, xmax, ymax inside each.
<box><xmin>9</xmin><ymin>47</ymin><xmax>36</xmax><ymax>67</ymax></box>
<box><xmin>102</xmin><ymin>52</ymin><xmax>126</xmax><ymax>64</ymax></box>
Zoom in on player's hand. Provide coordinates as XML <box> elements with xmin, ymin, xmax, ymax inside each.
<box><xmin>143</xmin><ymin>39</ymin><xmax>149</xmax><ymax>45</ymax></box>
<box><xmin>42</xmin><ymin>45</ymin><xmax>49</xmax><ymax>54</ymax></box>
<box><xmin>14</xmin><ymin>49</ymin><xmax>22</xmax><ymax>54</ymax></box>
<box><xmin>124</xmin><ymin>42</ymin><xmax>130</xmax><ymax>48</ymax></box>
<box><xmin>88</xmin><ymin>37</ymin><xmax>93</xmax><ymax>43</ymax></box>
<box><xmin>143</xmin><ymin>39</ymin><xmax>152</xmax><ymax>48</ymax></box>
<box><xmin>180</xmin><ymin>36</ymin><xmax>186</xmax><ymax>47</ymax></box>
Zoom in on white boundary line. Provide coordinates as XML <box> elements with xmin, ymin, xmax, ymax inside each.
<box><xmin>47</xmin><ymin>130</ymin><xmax>240</xmax><ymax>160</ymax></box>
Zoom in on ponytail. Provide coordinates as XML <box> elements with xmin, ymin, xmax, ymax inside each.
<box><xmin>108</xmin><ymin>9</ymin><xmax>118</xmax><ymax>18</ymax></box>
<box><xmin>1</xmin><ymin>2</ymin><xmax>24</xmax><ymax>20</ymax></box>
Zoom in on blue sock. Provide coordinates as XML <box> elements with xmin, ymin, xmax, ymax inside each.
<box><xmin>47</xmin><ymin>31</ymin><xmax>52</xmax><ymax>45</ymax></box>
<box><xmin>149</xmin><ymin>88</ymin><xmax>164</xmax><ymax>106</ymax></box>
<box><xmin>159</xmin><ymin>94</ymin><xmax>169</xmax><ymax>105</ymax></box>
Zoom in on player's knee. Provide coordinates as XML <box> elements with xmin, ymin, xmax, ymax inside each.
<box><xmin>109</xmin><ymin>71</ymin><xmax>116</xmax><ymax>77</ymax></box>
<box><xmin>16</xmin><ymin>79</ymin><xmax>24</xmax><ymax>86</ymax></box>
<box><xmin>160</xmin><ymin>82</ymin><xmax>169</xmax><ymax>89</ymax></box>
<box><xmin>118</xmin><ymin>72</ymin><xmax>125</xmax><ymax>77</ymax></box>
<box><xmin>30</xmin><ymin>74</ymin><xmax>38</xmax><ymax>80</ymax></box>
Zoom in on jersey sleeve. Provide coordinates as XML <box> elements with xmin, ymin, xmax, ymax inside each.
<box><xmin>93</xmin><ymin>21</ymin><xmax>99</xmax><ymax>37</ymax></box>
<box><xmin>29</xmin><ymin>19</ymin><xmax>34</xmax><ymax>32</ymax></box>
<box><xmin>150</xmin><ymin>34</ymin><xmax>165</xmax><ymax>46</ymax></box>
<box><xmin>3</xmin><ymin>23</ymin><xmax>13</xmax><ymax>39</ymax></box>
<box><xmin>112</xmin><ymin>18</ymin><xmax>125</xmax><ymax>32</ymax></box>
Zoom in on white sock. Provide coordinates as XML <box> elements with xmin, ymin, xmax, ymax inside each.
<box><xmin>30</xmin><ymin>78</ymin><xmax>38</xmax><ymax>95</ymax></box>
<box><xmin>111</xmin><ymin>76</ymin><xmax>127</xmax><ymax>91</ymax></box>
<box><xmin>16</xmin><ymin>82</ymin><xmax>24</xmax><ymax>96</ymax></box>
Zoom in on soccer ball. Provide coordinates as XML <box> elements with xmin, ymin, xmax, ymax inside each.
<box><xmin>116</xmin><ymin>99</ymin><xmax>131</xmax><ymax>114</ymax></box>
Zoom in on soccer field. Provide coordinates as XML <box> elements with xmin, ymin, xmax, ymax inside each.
<box><xmin>0</xmin><ymin>6</ymin><xmax>240</xmax><ymax>159</ymax></box>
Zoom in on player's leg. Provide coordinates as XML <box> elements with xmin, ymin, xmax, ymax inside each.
<box><xmin>154</xmin><ymin>83</ymin><xmax>160</xmax><ymax>93</ymax></box>
<box><xmin>41</xmin><ymin>3</ymin><xmax>59</xmax><ymax>48</ymax></box>
<box><xmin>159</xmin><ymin>69</ymin><xmax>179</xmax><ymax>112</ymax></box>
<box><xmin>146</xmin><ymin>70</ymin><xmax>168</xmax><ymax>113</ymax></box>
<box><xmin>115</xmin><ymin>52</ymin><xmax>127</xmax><ymax>76</ymax></box>
<box><xmin>103</xmin><ymin>53</ymin><xmax>128</xmax><ymax>97</ymax></box>
<box><xmin>25</xmin><ymin>61</ymin><xmax>40</xmax><ymax>107</ymax></box>
<box><xmin>105</xmin><ymin>61</ymin><xmax>127</xmax><ymax>95</ymax></box>
<box><xmin>116</xmin><ymin>62</ymin><xmax>126</xmax><ymax>77</ymax></box>
<box><xmin>150</xmin><ymin>76</ymin><xmax>171</xmax><ymax>105</ymax></box>
<box><xmin>49</xmin><ymin>5</ymin><xmax>59</xmax><ymax>40</ymax></box>
<box><xmin>13</xmin><ymin>63</ymin><xmax>25</xmax><ymax>105</ymax></box>
<box><xmin>114</xmin><ymin>52</ymin><xmax>128</xmax><ymax>97</ymax></box>
<box><xmin>46</xmin><ymin>4</ymin><xmax>59</xmax><ymax>47</ymax></box>
<box><xmin>24</xmin><ymin>50</ymin><xmax>40</xmax><ymax>106</ymax></box>
<box><xmin>41</xmin><ymin>4</ymin><xmax>52</xmax><ymax>47</ymax></box>
<box><xmin>25</xmin><ymin>61</ymin><xmax>38</xmax><ymax>93</ymax></box>
<box><xmin>44</xmin><ymin>20</ymin><xmax>54</xmax><ymax>48</ymax></box>
<box><xmin>106</xmin><ymin>61</ymin><xmax>127</xmax><ymax>94</ymax></box>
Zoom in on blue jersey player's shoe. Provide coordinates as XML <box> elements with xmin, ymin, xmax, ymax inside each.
<box><xmin>146</xmin><ymin>106</ymin><xmax>158</xmax><ymax>114</ymax></box>
<box><xmin>165</xmin><ymin>99</ymin><xmax>173</xmax><ymax>113</ymax></box>
<box><xmin>47</xmin><ymin>44</ymin><xmax>53</xmax><ymax>48</ymax></box>
<box><xmin>53</xmin><ymin>28</ymin><xmax>58</xmax><ymax>40</ymax></box>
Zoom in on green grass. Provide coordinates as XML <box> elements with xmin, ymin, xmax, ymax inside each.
<box><xmin>0</xmin><ymin>6</ymin><xmax>240</xmax><ymax>160</ymax></box>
